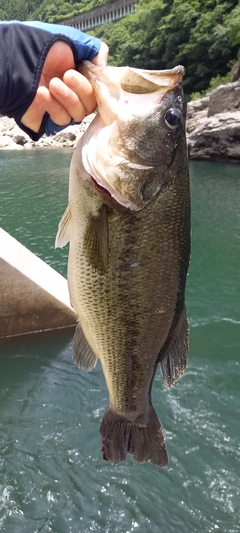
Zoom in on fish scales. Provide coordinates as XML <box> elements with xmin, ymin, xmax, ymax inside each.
<box><xmin>56</xmin><ymin>63</ymin><xmax>190</xmax><ymax>467</ymax></box>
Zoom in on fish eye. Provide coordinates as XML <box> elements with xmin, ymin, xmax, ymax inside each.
<box><xmin>164</xmin><ymin>108</ymin><xmax>182</xmax><ymax>130</ymax></box>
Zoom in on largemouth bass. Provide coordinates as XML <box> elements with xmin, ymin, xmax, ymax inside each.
<box><xmin>56</xmin><ymin>63</ymin><xmax>190</xmax><ymax>467</ymax></box>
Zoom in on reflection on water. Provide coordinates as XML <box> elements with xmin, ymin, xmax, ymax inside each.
<box><xmin>0</xmin><ymin>153</ymin><xmax>240</xmax><ymax>532</ymax></box>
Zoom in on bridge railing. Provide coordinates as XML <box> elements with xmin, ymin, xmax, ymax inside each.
<box><xmin>59</xmin><ymin>0</ymin><xmax>139</xmax><ymax>32</ymax></box>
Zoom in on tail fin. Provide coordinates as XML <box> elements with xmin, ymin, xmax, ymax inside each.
<box><xmin>100</xmin><ymin>406</ymin><xmax>168</xmax><ymax>467</ymax></box>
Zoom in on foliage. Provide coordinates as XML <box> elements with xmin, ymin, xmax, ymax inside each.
<box><xmin>29</xmin><ymin>0</ymin><xmax>112</xmax><ymax>23</ymax></box>
<box><xmin>190</xmin><ymin>71</ymin><xmax>232</xmax><ymax>100</ymax></box>
<box><xmin>225</xmin><ymin>3</ymin><xmax>240</xmax><ymax>46</ymax></box>
<box><xmin>207</xmin><ymin>72</ymin><xmax>232</xmax><ymax>91</ymax></box>
<box><xmin>0</xmin><ymin>0</ymin><xmax>111</xmax><ymax>22</ymax></box>
<box><xmin>94</xmin><ymin>0</ymin><xmax>240</xmax><ymax>94</ymax></box>
<box><xmin>0</xmin><ymin>0</ymin><xmax>28</xmax><ymax>20</ymax></box>
<box><xmin>190</xmin><ymin>91</ymin><xmax>206</xmax><ymax>101</ymax></box>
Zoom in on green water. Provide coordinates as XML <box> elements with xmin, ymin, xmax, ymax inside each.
<box><xmin>0</xmin><ymin>151</ymin><xmax>240</xmax><ymax>533</ymax></box>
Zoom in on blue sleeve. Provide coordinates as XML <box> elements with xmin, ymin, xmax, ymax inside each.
<box><xmin>24</xmin><ymin>21</ymin><xmax>102</xmax><ymax>63</ymax></box>
<box><xmin>44</xmin><ymin>116</ymin><xmax>81</xmax><ymax>136</ymax></box>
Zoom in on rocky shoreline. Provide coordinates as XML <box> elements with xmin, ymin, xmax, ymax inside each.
<box><xmin>0</xmin><ymin>113</ymin><xmax>94</xmax><ymax>151</ymax></box>
<box><xmin>0</xmin><ymin>79</ymin><xmax>240</xmax><ymax>162</ymax></box>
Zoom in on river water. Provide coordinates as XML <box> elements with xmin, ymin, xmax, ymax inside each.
<box><xmin>0</xmin><ymin>150</ymin><xmax>240</xmax><ymax>533</ymax></box>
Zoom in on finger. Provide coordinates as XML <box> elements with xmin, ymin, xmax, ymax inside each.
<box><xmin>41</xmin><ymin>41</ymin><xmax>75</xmax><ymax>85</ymax></box>
<box><xmin>37</xmin><ymin>85</ymin><xmax>72</xmax><ymax>125</ymax></box>
<box><xmin>63</xmin><ymin>70</ymin><xmax>97</xmax><ymax>115</ymax></box>
<box><xmin>48</xmin><ymin>77</ymin><xmax>89</xmax><ymax>122</ymax></box>
<box><xmin>92</xmin><ymin>42</ymin><xmax>109</xmax><ymax>67</ymax></box>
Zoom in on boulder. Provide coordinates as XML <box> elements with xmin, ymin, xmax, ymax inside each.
<box><xmin>54</xmin><ymin>131</ymin><xmax>76</xmax><ymax>142</ymax></box>
<box><xmin>187</xmin><ymin>111</ymin><xmax>240</xmax><ymax>162</ymax></box>
<box><xmin>231</xmin><ymin>60</ymin><xmax>240</xmax><ymax>82</ymax></box>
<box><xmin>12</xmin><ymin>134</ymin><xmax>28</xmax><ymax>145</ymax></box>
<box><xmin>0</xmin><ymin>135</ymin><xmax>23</xmax><ymax>149</ymax></box>
<box><xmin>187</xmin><ymin>95</ymin><xmax>210</xmax><ymax>119</ymax></box>
<box><xmin>208</xmin><ymin>81</ymin><xmax>240</xmax><ymax>116</ymax></box>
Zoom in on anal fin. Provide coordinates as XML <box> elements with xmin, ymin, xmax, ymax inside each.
<box><xmin>160</xmin><ymin>307</ymin><xmax>189</xmax><ymax>388</ymax></box>
<box><xmin>73</xmin><ymin>323</ymin><xmax>98</xmax><ymax>372</ymax></box>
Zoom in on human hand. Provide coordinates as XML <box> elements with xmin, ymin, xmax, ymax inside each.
<box><xmin>20</xmin><ymin>40</ymin><xmax>108</xmax><ymax>134</ymax></box>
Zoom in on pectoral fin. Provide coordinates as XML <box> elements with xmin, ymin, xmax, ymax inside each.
<box><xmin>83</xmin><ymin>205</ymin><xmax>109</xmax><ymax>275</ymax></box>
<box><xmin>55</xmin><ymin>204</ymin><xmax>72</xmax><ymax>248</ymax></box>
<box><xmin>160</xmin><ymin>308</ymin><xmax>189</xmax><ymax>387</ymax></box>
<box><xmin>73</xmin><ymin>323</ymin><xmax>98</xmax><ymax>372</ymax></box>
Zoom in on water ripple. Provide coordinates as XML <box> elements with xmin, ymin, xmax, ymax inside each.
<box><xmin>1</xmin><ymin>156</ymin><xmax>240</xmax><ymax>532</ymax></box>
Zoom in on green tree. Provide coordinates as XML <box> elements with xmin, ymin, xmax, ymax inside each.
<box><xmin>94</xmin><ymin>0</ymin><xmax>240</xmax><ymax>94</ymax></box>
<box><xmin>226</xmin><ymin>3</ymin><xmax>240</xmax><ymax>46</ymax></box>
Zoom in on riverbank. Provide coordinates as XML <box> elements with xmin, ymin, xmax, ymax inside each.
<box><xmin>1</xmin><ymin>79</ymin><xmax>240</xmax><ymax>161</ymax></box>
<box><xmin>0</xmin><ymin>113</ymin><xmax>94</xmax><ymax>150</ymax></box>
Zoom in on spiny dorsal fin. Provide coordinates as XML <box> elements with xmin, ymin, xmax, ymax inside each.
<box><xmin>55</xmin><ymin>204</ymin><xmax>72</xmax><ymax>248</ymax></box>
<box><xmin>83</xmin><ymin>205</ymin><xmax>109</xmax><ymax>275</ymax></box>
<box><xmin>160</xmin><ymin>308</ymin><xmax>189</xmax><ymax>388</ymax></box>
<box><xmin>73</xmin><ymin>323</ymin><xmax>98</xmax><ymax>372</ymax></box>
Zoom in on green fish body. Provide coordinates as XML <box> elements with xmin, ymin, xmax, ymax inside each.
<box><xmin>56</xmin><ymin>64</ymin><xmax>190</xmax><ymax>467</ymax></box>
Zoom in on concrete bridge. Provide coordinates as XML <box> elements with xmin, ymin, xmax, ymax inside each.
<box><xmin>59</xmin><ymin>0</ymin><xmax>139</xmax><ymax>33</ymax></box>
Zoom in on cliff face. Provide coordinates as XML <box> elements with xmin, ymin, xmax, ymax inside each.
<box><xmin>187</xmin><ymin>81</ymin><xmax>240</xmax><ymax>162</ymax></box>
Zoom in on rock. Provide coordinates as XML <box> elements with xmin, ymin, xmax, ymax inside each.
<box><xmin>187</xmin><ymin>95</ymin><xmax>210</xmax><ymax>119</ymax></box>
<box><xmin>54</xmin><ymin>131</ymin><xmax>76</xmax><ymax>142</ymax></box>
<box><xmin>12</xmin><ymin>134</ymin><xmax>28</xmax><ymax>145</ymax></box>
<box><xmin>231</xmin><ymin>60</ymin><xmax>240</xmax><ymax>82</ymax></box>
<box><xmin>187</xmin><ymin>111</ymin><xmax>240</xmax><ymax>162</ymax></box>
<box><xmin>186</xmin><ymin>81</ymin><xmax>240</xmax><ymax>161</ymax></box>
<box><xmin>0</xmin><ymin>114</ymin><xmax>96</xmax><ymax>151</ymax></box>
<box><xmin>0</xmin><ymin>135</ymin><xmax>23</xmax><ymax>149</ymax></box>
<box><xmin>186</xmin><ymin>108</ymin><xmax>208</xmax><ymax>135</ymax></box>
<box><xmin>208</xmin><ymin>81</ymin><xmax>240</xmax><ymax>116</ymax></box>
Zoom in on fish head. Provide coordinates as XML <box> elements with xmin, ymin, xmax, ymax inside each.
<box><xmin>81</xmin><ymin>63</ymin><xmax>187</xmax><ymax>211</ymax></box>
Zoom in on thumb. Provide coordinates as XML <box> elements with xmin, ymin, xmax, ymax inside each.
<box><xmin>91</xmin><ymin>42</ymin><xmax>109</xmax><ymax>67</ymax></box>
